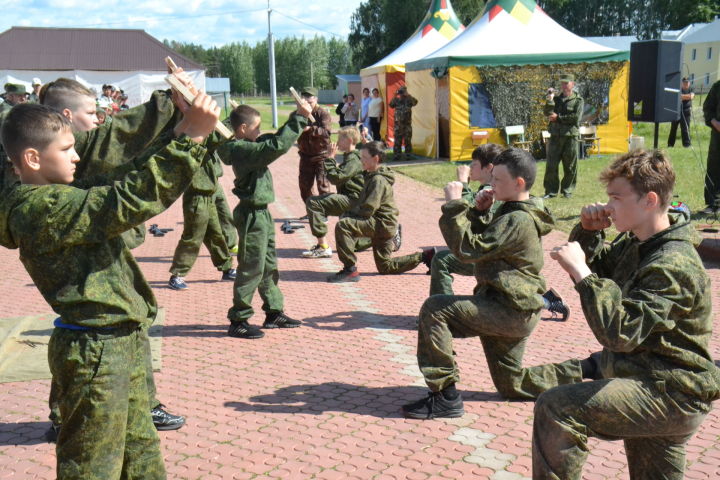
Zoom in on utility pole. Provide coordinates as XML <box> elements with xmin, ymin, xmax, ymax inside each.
<box><xmin>267</xmin><ymin>0</ymin><xmax>278</xmax><ymax>128</ymax></box>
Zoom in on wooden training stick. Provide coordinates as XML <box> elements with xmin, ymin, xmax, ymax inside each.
<box><xmin>289</xmin><ymin>87</ymin><xmax>316</xmax><ymax>123</ymax></box>
<box><xmin>164</xmin><ymin>71</ymin><xmax>233</xmax><ymax>139</ymax></box>
<box><xmin>165</xmin><ymin>56</ymin><xmax>179</xmax><ymax>73</ymax></box>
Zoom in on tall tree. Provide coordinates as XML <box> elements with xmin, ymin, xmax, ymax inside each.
<box><xmin>218</xmin><ymin>42</ymin><xmax>255</xmax><ymax>95</ymax></box>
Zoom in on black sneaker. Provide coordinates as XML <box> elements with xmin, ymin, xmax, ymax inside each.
<box><xmin>392</xmin><ymin>225</ymin><xmax>402</xmax><ymax>252</ymax></box>
<box><xmin>228</xmin><ymin>321</ymin><xmax>265</xmax><ymax>339</ymax></box>
<box><xmin>45</xmin><ymin>422</ymin><xmax>60</xmax><ymax>443</ymax></box>
<box><xmin>151</xmin><ymin>404</ymin><xmax>185</xmax><ymax>431</ymax></box>
<box><xmin>263</xmin><ymin>311</ymin><xmax>302</xmax><ymax>329</ymax></box>
<box><xmin>543</xmin><ymin>288</ymin><xmax>570</xmax><ymax>321</ymax></box>
<box><xmin>402</xmin><ymin>392</ymin><xmax>464</xmax><ymax>419</ymax></box>
<box><xmin>222</xmin><ymin>268</ymin><xmax>237</xmax><ymax>281</ymax></box>
<box><xmin>327</xmin><ymin>266</ymin><xmax>360</xmax><ymax>283</ymax></box>
<box><xmin>421</xmin><ymin>247</ymin><xmax>438</xmax><ymax>269</ymax></box>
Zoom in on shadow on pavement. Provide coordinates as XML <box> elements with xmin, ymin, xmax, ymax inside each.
<box><xmin>302</xmin><ymin>311</ymin><xmax>416</xmax><ymax>331</ymax></box>
<box><xmin>279</xmin><ymin>269</ymin><xmax>341</xmax><ymax>283</ymax></box>
<box><xmin>0</xmin><ymin>421</ymin><xmax>52</xmax><ymax>446</ymax></box>
<box><xmin>134</xmin><ymin>256</ymin><xmax>175</xmax><ymax>264</ymax></box>
<box><xmin>153</xmin><ymin>323</ymin><xmax>227</xmax><ymax>338</ymax></box>
<box><xmin>224</xmin><ymin>382</ymin><xmax>501</xmax><ymax>418</ymax></box>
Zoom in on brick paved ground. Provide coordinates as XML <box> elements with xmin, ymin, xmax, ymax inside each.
<box><xmin>1</xmin><ymin>147</ymin><xmax>719</xmax><ymax>479</ymax></box>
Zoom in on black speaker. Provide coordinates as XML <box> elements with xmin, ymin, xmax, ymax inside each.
<box><xmin>628</xmin><ymin>40</ymin><xmax>683</xmax><ymax>123</ymax></box>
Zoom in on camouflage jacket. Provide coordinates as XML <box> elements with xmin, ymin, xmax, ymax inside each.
<box><xmin>0</xmin><ymin>103</ymin><xmax>15</xmax><ymax>193</ymax></box>
<box><xmin>349</xmin><ymin>165</ymin><xmax>398</xmax><ymax>237</ymax></box>
<box><xmin>544</xmin><ymin>92</ymin><xmax>583</xmax><ymax>137</ymax></box>
<box><xmin>186</xmin><ymin>132</ymin><xmax>227</xmax><ymax>195</ymax></box>
<box><xmin>297</xmin><ymin>106</ymin><xmax>331</xmax><ymax>158</ymax></box>
<box><xmin>0</xmin><ymin>137</ymin><xmax>206</xmax><ymax>328</ymax></box>
<box><xmin>703</xmin><ymin>80</ymin><xmax>720</xmax><ymax>127</ymax></box>
<box><xmin>323</xmin><ymin>150</ymin><xmax>364</xmax><ymax>199</ymax></box>
<box><xmin>389</xmin><ymin>94</ymin><xmax>418</xmax><ymax>124</ymax></box>
<box><xmin>570</xmin><ymin>214</ymin><xmax>720</xmax><ymax>401</ymax></box>
<box><xmin>440</xmin><ymin>199</ymin><xmax>554</xmax><ymax>312</ymax></box>
<box><xmin>218</xmin><ymin>113</ymin><xmax>308</xmax><ymax>208</ymax></box>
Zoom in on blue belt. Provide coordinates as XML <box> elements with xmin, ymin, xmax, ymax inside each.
<box><xmin>53</xmin><ymin>318</ymin><xmax>121</xmax><ymax>332</ymax></box>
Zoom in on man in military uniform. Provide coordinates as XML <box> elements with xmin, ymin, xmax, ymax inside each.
<box><xmin>702</xmin><ymin>79</ymin><xmax>720</xmax><ymax>214</ymax></box>
<box><xmin>667</xmin><ymin>77</ymin><xmax>694</xmax><ymax>148</ymax></box>
<box><xmin>0</xmin><ymin>96</ymin><xmax>219</xmax><ymax>479</ymax></box>
<box><xmin>543</xmin><ymin>74</ymin><xmax>583</xmax><ymax>199</ymax></box>
<box><xmin>388</xmin><ymin>86</ymin><xmax>417</xmax><ymax>161</ymax></box>
<box><xmin>297</xmin><ymin>86</ymin><xmax>332</xmax><ymax>205</ymax></box>
<box><xmin>533</xmin><ymin>149</ymin><xmax>720</xmax><ymax>479</ymax></box>
<box><xmin>28</xmin><ymin>78</ymin><xmax>42</xmax><ymax>103</ymax></box>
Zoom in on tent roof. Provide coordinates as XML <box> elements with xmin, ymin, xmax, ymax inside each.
<box><xmin>407</xmin><ymin>0</ymin><xmax>628</xmax><ymax>71</ymax></box>
<box><xmin>0</xmin><ymin>27</ymin><xmax>204</xmax><ymax>71</ymax></box>
<box><xmin>360</xmin><ymin>0</ymin><xmax>465</xmax><ymax>75</ymax></box>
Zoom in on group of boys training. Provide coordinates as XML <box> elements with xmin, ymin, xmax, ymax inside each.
<box><xmin>0</xmin><ymin>68</ymin><xmax>718</xmax><ymax>480</ymax></box>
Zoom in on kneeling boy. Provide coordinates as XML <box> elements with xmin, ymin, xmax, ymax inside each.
<box><xmin>533</xmin><ymin>150</ymin><xmax>720</xmax><ymax>479</ymax></box>
<box><xmin>328</xmin><ymin>141</ymin><xmax>434</xmax><ymax>282</ymax></box>
<box><xmin>0</xmin><ymin>96</ymin><xmax>219</xmax><ymax>478</ymax></box>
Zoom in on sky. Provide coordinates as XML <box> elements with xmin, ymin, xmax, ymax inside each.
<box><xmin>1</xmin><ymin>0</ymin><xmax>365</xmax><ymax>47</ymax></box>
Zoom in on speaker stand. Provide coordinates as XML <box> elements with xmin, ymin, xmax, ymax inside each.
<box><xmin>653</xmin><ymin>123</ymin><xmax>659</xmax><ymax>149</ymax></box>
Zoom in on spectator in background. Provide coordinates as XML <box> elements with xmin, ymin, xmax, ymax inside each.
<box><xmin>668</xmin><ymin>77</ymin><xmax>694</xmax><ymax>148</ymax></box>
<box><xmin>342</xmin><ymin>93</ymin><xmax>359</xmax><ymax>127</ymax></box>
<box><xmin>119</xmin><ymin>92</ymin><xmax>129</xmax><ymax>111</ymax></box>
<box><xmin>361</xmin><ymin>87</ymin><xmax>371</xmax><ymax>134</ymax></box>
<box><xmin>368</xmin><ymin>88</ymin><xmax>384</xmax><ymax>142</ymax></box>
<box><xmin>96</xmin><ymin>108</ymin><xmax>107</xmax><ymax>125</ymax></box>
<box><xmin>100</xmin><ymin>84</ymin><xmax>115</xmax><ymax>106</ymax></box>
<box><xmin>336</xmin><ymin>94</ymin><xmax>348</xmax><ymax>127</ymax></box>
<box><xmin>28</xmin><ymin>78</ymin><xmax>42</xmax><ymax>103</ymax></box>
<box><xmin>1</xmin><ymin>83</ymin><xmax>28</xmax><ymax>110</ymax></box>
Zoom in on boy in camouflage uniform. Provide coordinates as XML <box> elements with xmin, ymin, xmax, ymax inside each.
<box><xmin>403</xmin><ymin>148</ymin><xmax>580</xmax><ymax>419</ymax></box>
<box><xmin>302</xmin><ymin>126</ymin><xmax>365</xmax><ymax>258</ymax></box>
<box><xmin>219</xmin><ymin>102</ymin><xmax>312</xmax><ymax>340</ymax></box>
<box><xmin>388</xmin><ymin>86</ymin><xmax>417</xmax><ymax>161</ymax></box>
<box><xmin>702</xmin><ymin>79</ymin><xmax>720</xmax><ymax>213</ymax></box>
<box><xmin>168</xmin><ymin>139</ymin><xmax>236</xmax><ymax>290</ymax></box>
<box><xmin>327</xmin><ymin>141</ymin><xmax>434</xmax><ymax>283</ymax></box>
<box><xmin>533</xmin><ymin>150</ymin><xmax>720</xmax><ymax>479</ymax></box>
<box><xmin>429</xmin><ymin>144</ymin><xmax>570</xmax><ymax>320</ymax></box>
<box><xmin>39</xmin><ymin>78</ymin><xmax>186</xmax><ymax>439</ymax></box>
<box><xmin>0</xmin><ymin>97</ymin><xmax>219</xmax><ymax>479</ymax></box>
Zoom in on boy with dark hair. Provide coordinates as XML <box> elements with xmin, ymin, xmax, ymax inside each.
<box><xmin>429</xmin><ymin>144</ymin><xmax>569</xmax><ymax>320</ymax></box>
<box><xmin>0</xmin><ymin>96</ymin><xmax>219</xmax><ymax>478</ymax></box>
<box><xmin>533</xmin><ymin>149</ymin><xmax>720</xmax><ymax>479</ymax></box>
<box><xmin>403</xmin><ymin>148</ymin><xmax>579</xmax><ymax>419</ymax></box>
<box><xmin>302</xmin><ymin>125</ymin><xmax>364</xmax><ymax>258</ymax></box>
<box><xmin>327</xmin><ymin>141</ymin><xmax>434</xmax><ymax>282</ymax></box>
<box><xmin>219</xmin><ymin>101</ymin><xmax>312</xmax><ymax>339</ymax></box>
<box><xmin>38</xmin><ymin>77</ymin><xmax>186</xmax><ymax>440</ymax></box>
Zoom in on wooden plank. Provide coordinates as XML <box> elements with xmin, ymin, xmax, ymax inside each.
<box><xmin>288</xmin><ymin>87</ymin><xmax>315</xmax><ymax>123</ymax></box>
<box><xmin>164</xmin><ymin>74</ymin><xmax>233</xmax><ymax>139</ymax></box>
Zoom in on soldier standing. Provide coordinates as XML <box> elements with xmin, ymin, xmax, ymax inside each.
<box><xmin>388</xmin><ymin>86</ymin><xmax>417</xmax><ymax>161</ymax></box>
<box><xmin>543</xmin><ymin>74</ymin><xmax>583</xmax><ymax>199</ymax></box>
<box><xmin>702</xmin><ymin>79</ymin><xmax>720</xmax><ymax>214</ymax></box>
<box><xmin>298</xmin><ymin>86</ymin><xmax>332</xmax><ymax>206</ymax></box>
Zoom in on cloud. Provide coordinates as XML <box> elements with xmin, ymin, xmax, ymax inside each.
<box><xmin>2</xmin><ymin>0</ymin><xmax>363</xmax><ymax>46</ymax></box>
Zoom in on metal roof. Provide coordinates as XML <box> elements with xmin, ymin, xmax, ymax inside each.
<box><xmin>0</xmin><ymin>27</ymin><xmax>204</xmax><ymax>71</ymax></box>
<box><xmin>682</xmin><ymin>19</ymin><xmax>720</xmax><ymax>44</ymax></box>
<box><xmin>206</xmin><ymin>77</ymin><xmax>230</xmax><ymax>92</ymax></box>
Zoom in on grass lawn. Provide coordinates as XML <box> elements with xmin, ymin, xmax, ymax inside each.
<box><xmin>231</xmin><ymin>96</ymin><xmax>343</xmax><ymax>133</ymax></box>
<box><xmin>394</xmin><ymin>113</ymin><xmax>714</xmax><ymax>235</ymax></box>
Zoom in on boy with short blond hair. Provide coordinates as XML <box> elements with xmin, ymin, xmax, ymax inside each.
<box><xmin>302</xmin><ymin>125</ymin><xmax>364</xmax><ymax>258</ymax></box>
<box><xmin>0</xmin><ymin>95</ymin><xmax>219</xmax><ymax>479</ymax></box>
<box><xmin>533</xmin><ymin>149</ymin><xmax>720</xmax><ymax>479</ymax></box>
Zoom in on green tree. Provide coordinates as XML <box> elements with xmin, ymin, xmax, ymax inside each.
<box><xmin>218</xmin><ymin>42</ymin><xmax>255</xmax><ymax>95</ymax></box>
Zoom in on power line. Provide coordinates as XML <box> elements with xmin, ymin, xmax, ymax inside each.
<box><xmin>272</xmin><ymin>9</ymin><xmax>343</xmax><ymax>38</ymax></box>
<box><xmin>61</xmin><ymin>7</ymin><xmax>267</xmax><ymax>29</ymax></box>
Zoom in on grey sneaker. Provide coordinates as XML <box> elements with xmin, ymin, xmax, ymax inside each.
<box><xmin>302</xmin><ymin>244</ymin><xmax>332</xmax><ymax>258</ymax></box>
<box><xmin>169</xmin><ymin>275</ymin><xmax>188</xmax><ymax>290</ymax></box>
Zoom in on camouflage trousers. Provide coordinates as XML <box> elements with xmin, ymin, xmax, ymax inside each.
<box><xmin>49</xmin><ymin>326</ymin><xmax>165</xmax><ymax>480</ymax></box>
<box><xmin>215</xmin><ymin>186</ymin><xmax>238</xmax><ymax>249</ymax></box>
<box><xmin>417</xmin><ymin>294</ymin><xmax>581</xmax><ymax>398</ymax></box>
<box><xmin>49</xmin><ymin>324</ymin><xmax>160</xmax><ymax>427</ymax></box>
<box><xmin>169</xmin><ymin>190</ymin><xmax>232</xmax><ymax>277</ymax></box>
<box><xmin>307</xmin><ymin>193</ymin><xmax>354</xmax><ymax>238</ymax></box>
<box><xmin>533</xmin><ymin>377</ymin><xmax>711</xmax><ymax>479</ymax></box>
<box><xmin>299</xmin><ymin>155</ymin><xmax>332</xmax><ymax>203</ymax></box>
<box><xmin>393</xmin><ymin>122</ymin><xmax>413</xmax><ymax>156</ymax></box>
<box><xmin>335</xmin><ymin>217</ymin><xmax>421</xmax><ymax>273</ymax></box>
<box><xmin>543</xmin><ymin>135</ymin><xmax>578</xmax><ymax>197</ymax></box>
<box><xmin>429</xmin><ymin>249</ymin><xmax>474</xmax><ymax>296</ymax></box>
<box><xmin>227</xmin><ymin>206</ymin><xmax>283</xmax><ymax>322</ymax></box>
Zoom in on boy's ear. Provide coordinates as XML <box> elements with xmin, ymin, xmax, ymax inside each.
<box><xmin>516</xmin><ymin>175</ymin><xmax>527</xmax><ymax>191</ymax></box>
<box><xmin>61</xmin><ymin>108</ymin><xmax>73</xmax><ymax>122</ymax></box>
<box><xmin>645</xmin><ymin>191</ymin><xmax>661</xmax><ymax>209</ymax></box>
<box><xmin>22</xmin><ymin>148</ymin><xmax>41</xmax><ymax>172</ymax></box>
